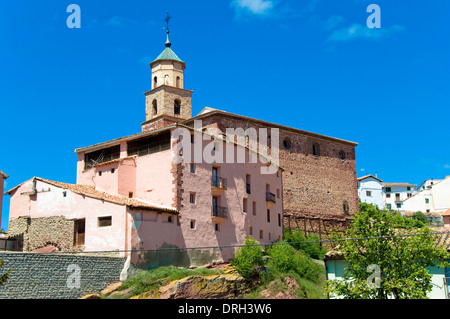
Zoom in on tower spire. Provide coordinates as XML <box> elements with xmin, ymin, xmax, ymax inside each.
<box><xmin>164</xmin><ymin>12</ymin><xmax>172</xmax><ymax>48</ymax></box>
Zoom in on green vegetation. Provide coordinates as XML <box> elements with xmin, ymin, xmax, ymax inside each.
<box><xmin>283</xmin><ymin>228</ymin><xmax>328</xmax><ymax>260</ymax></box>
<box><xmin>109</xmin><ymin>266</ymin><xmax>223</xmax><ymax>299</ymax></box>
<box><xmin>325</xmin><ymin>202</ymin><xmax>450</xmax><ymax>299</ymax></box>
<box><xmin>0</xmin><ymin>260</ymin><xmax>8</xmax><ymax>287</ymax></box>
<box><xmin>231</xmin><ymin>236</ymin><xmax>327</xmax><ymax>299</ymax></box>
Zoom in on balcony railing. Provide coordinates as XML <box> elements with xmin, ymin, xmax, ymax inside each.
<box><xmin>211</xmin><ymin>176</ymin><xmax>227</xmax><ymax>190</ymax></box>
<box><xmin>212</xmin><ymin>206</ymin><xmax>228</xmax><ymax>219</ymax></box>
<box><xmin>266</xmin><ymin>192</ymin><xmax>276</xmax><ymax>203</ymax></box>
<box><xmin>394</xmin><ymin>197</ymin><xmax>402</xmax><ymax>202</ymax></box>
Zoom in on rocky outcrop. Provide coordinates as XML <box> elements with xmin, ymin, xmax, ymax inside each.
<box><xmin>131</xmin><ymin>266</ymin><xmax>255</xmax><ymax>299</ymax></box>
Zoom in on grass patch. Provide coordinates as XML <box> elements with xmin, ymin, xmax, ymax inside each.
<box><xmin>107</xmin><ymin>266</ymin><xmax>223</xmax><ymax>299</ymax></box>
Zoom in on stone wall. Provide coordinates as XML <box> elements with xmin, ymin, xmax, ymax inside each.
<box><xmin>0</xmin><ymin>252</ymin><xmax>125</xmax><ymax>299</ymax></box>
<box><xmin>8</xmin><ymin>216</ymin><xmax>76</xmax><ymax>252</ymax></box>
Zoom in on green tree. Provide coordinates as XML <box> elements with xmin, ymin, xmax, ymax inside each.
<box><xmin>0</xmin><ymin>260</ymin><xmax>9</xmax><ymax>286</ymax></box>
<box><xmin>412</xmin><ymin>211</ymin><xmax>428</xmax><ymax>227</ymax></box>
<box><xmin>325</xmin><ymin>204</ymin><xmax>450</xmax><ymax>299</ymax></box>
<box><xmin>231</xmin><ymin>237</ymin><xmax>264</xmax><ymax>278</ymax></box>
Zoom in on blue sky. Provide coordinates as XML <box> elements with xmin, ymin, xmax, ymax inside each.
<box><xmin>1</xmin><ymin>0</ymin><xmax>450</xmax><ymax>230</ymax></box>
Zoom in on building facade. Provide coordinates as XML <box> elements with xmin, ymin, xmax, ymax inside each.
<box><xmin>357</xmin><ymin>175</ymin><xmax>383</xmax><ymax>208</ymax></box>
<box><xmin>6</xmin><ymin>22</ymin><xmax>358</xmax><ymax>268</ymax></box>
<box><xmin>403</xmin><ymin>176</ymin><xmax>450</xmax><ymax>215</ymax></box>
<box><xmin>382</xmin><ymin>182</ymin><xmax>416</xmax><ymax>212</ymax></box>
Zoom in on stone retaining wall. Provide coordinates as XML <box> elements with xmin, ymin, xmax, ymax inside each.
<box><xmin>0</xmin><ymin>252</ymin><xmax>125</xmax><ymax>299</ymax></box>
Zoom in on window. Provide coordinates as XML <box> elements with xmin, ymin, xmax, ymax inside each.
<box><xmin>152</xmin><ymin>100</ymin><xmax>157</xmax><ymax>115</ymax></box>
<box><xmin>98</xmin><ymin>216</ymin><xmax>112</xmax><ymax>227</ymax></box>
<box><xmin>386</xmin><ymin>193</ymin><xmax>391</xmax><ymax>198</ymax></box>
<box><xmin>190</xmin><ymin>193</ymin><xmax>196</xmax><ymax>204</ymax></box>
<box><xmin>278</xmin><ymin>214</ymin><xmax>282</xmax><ymax>227</ymax></box>
<box><xmin>111</xmin><ymin>168</ymin><xmax>115</xmax><ymax>174</ymax></box>
<box><xmin>283</xmin><ymin>138</ymin><xmax>291</xmax><ymax>150</ymax></box>
<box><xmin>387</xmin><ymin>204</ymin><xmax>392</xmax><ymax>210</ymax></box>
<box><xmin>243</xmin><ymin>198</ymin><xmax>248</xmax><ymax>213</ymax></box>
<box><xmin>98</xmin><ymin>171</ymin><xmax>102</xmax><ymax>176</ymax></box>
<box><xmin>246</xmin><ymin>174</ymin><xmax>251</xmax><ymax>194</ymax></box>
<box><xmin>167</xmin><ymin>215</ymin><xmax>173</xmax><ymax>223</ymax></box>
<box><xmin>215</xmin><ymin>223</ymin><xmax>220</xmax><ymax>232</ymax></box>
<box><xmin>425</xmin><ymin>198</ymin><xmax>430</xmax><ymax>204</ymax></box>
<box><xmin>74</xmin><ymin>219</ymin><xmax>85</xmax><ymax>246</ymax></box>
<box><xmin>153</xmin><ymin>76</ymin><xmax>157</xmax><ymax>88</ymax></box>
<box><xmin>174</xmin><ymin>99</ymin><xmax>181</xmax><ymax>116</ymax></box>
<box><xmin>249</xmin><ymin>226</ymin><xmax>253</xmax><ymax>236</ymax></box>
<box><xmin>407</xmin><ymin>187</ymin><xmax>411</xmax><ymax>191</ymax></box>
<box><xmin>63</xmin><ymin>191</ymin><xmax>67</xmax><ymax>198</ymax></box>
<box><xmin>259</xmin><ymin>230</ymin><xmax>263</xmax><ymax>239</ymax></box>
<box><xmin>366</xmin><ymin>190</ymin><xmax>372</xmax><ymax>197</ymax></box>
<box><xmin>127</xmin><ymin>132</ymin><xmax>171</xmax><ymax>157</ymax></box>
<box><xmin>267</xmin><ymin>209</ymin><xmax>271</xmax><ymax>223</ymax></box>
<box><xmin>385</xmin><ymin>187</ymin><xmax>391</xmax><ymax>193</ymax></box>
<box><xmin>343</xmin><ymin>200</ymin><xmax>349</xmax><ymax>215</ymax></box>
<box><xmin>176</xmin><ymin>76</ymin><xmax>181</xmax><ymax>88</ymax></box>
<box><xmin>312</xmin><ymin>143</ymin><xmax>320</xmax><ymax>157</ymax></box>
<box><xmin>85</xmin><ymin>145</ymin><xmax>121</xmax><ymax>170</ymax></box>
<box><xmin>190</xmin><ymin>220</ymin><xmax>196</xmax><ymax>229</ymax></box>
<box><xmin>339</xmin><ymin>150</ymin><xmax>346</xmax><ymax>161</ymax></box>
<box><xmin>396</xmin><ymin>203</ymin><xmax>402</xmax><ymax>208</ymax></box>
<box><xmin>277</xmin><ymin>189</ymin><xmax>280</xmax><ymax>198</ymax></box>
<box><xmin>191</xmin><ymin>134</ymin><xmax>194</xmax><ymax>144</ymax></box>
<box><xmin>407</xmin><ymin>193</ymin><xmax>412</xmax><ymax>198</ymax></box>
<box><xmin>426</xmin><ymin>209</ymin><xmax>430</xmax><ymax>213</ymax></box>
<box><xmin>190</xmin><ymin>163</ymin><xmax>195</xmax><ymax>173</ymax></box>
<box><xmin>252</xmin><ymin>202</ymin><xmax>256</xmax><ymax>216</ymax></box>
<box><xmin>128</xmin><ymin>192</ymin><xmax>133</xmax><ymax>198</ymax></box>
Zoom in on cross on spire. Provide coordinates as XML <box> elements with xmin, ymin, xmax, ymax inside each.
<box><xmin>164</xmin><ymin>12</ymin><xmax>172</xmax><ymax>47</ymax></box>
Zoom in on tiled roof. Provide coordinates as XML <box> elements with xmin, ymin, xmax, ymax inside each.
<box><xmin>357</xmin><ymin>175</ymin><xmax>383</xmax><ymax>182</ymax></box>
<box><xmin>382</xmin><ymin>183</ymin><xmax>417</xmax><ymax>188</ymax></box>
<box><xmin>0</xmin><ymin>171</ymin><xmax>8</xmax><ymax>179</ymax></box>
<box><xmin>442</xmin><ymin>209</ymin><xmax>450</xmax><ymax>216</ymax></box>
<box><xmin>152</xmin><ymin>47</ymin><xmax>183</xmax><ymax>64</ymax></box>
<box><xmin>6</xmin><ymin>177</ymin><xmax>178</xmax><ymax>214</ymax></box>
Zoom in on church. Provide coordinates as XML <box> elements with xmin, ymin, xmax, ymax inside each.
<box><xmin>6</xmin><ymin>18</ymin><xmax>358</xmax><ymax>269</ymax></box>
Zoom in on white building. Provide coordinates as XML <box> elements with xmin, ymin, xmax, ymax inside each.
<box><xmin>416</xmin><ymin>179</ymin><xmax>443</xmax><ymax>192</ymax></box>
<box><xmin>357</xmin><ymin>175</ymin><xmax>383</xmax><ymax>208</ymax></box>
<box><xmin>382</xmin><ymin>183</ymin><xmax>416</xmax><ymax>212</ymax></box>
<box><xmin>403</xmin><ymin>176</ymin><xmax>450</xmax><ymax>214</ymax></box>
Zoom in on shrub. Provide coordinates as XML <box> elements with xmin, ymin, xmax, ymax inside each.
<box><xmin>231</xmin><ymin>237</ymin><xmax>264</xmax><ymax>278</ymax></box>
<box><xmin>283</xmin><ymin>228</ymin><xmax>327</xmax><ymax>259</ymax></box>
<box><xmin>266</xmin><ymin>243</ymin><xmax>324</xmax><ymax>283</ymax></box>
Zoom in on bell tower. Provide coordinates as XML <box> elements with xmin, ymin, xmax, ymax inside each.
<box><xmin>142</xmin><ymin>13</ymin><xmax>193</xmax><ymax>132</ymax></box>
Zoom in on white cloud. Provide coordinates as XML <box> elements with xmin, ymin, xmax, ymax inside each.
<box><xmin>231</xmin><ymin>0</ymin><xmax>274</xmax><ymax>16</ymax></box>
<box><xmin>327</xmin><ymin>23</ymin><xmax>405</xmax><ymax>42</ymax></box>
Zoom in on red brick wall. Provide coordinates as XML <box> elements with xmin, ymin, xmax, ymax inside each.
<box><xmin>185</xmin><ymin>114</ymin><xmax>359</xmax><ymax>219</ymax></box>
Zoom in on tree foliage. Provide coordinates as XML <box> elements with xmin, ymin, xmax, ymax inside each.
<box><xmin>325</xmin><ymin>203</ymin><xmax>450</xmax><ymax>299</ymax></box>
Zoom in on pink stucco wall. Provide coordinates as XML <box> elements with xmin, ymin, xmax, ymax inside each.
<box><xmin>9</xmin><ymin>179</ymin><xmax>129</xmax><ymax>254</ymax></box>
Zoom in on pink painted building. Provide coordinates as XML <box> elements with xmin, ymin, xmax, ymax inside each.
<box><xmin>6</xmin><ymin>27</ymin><xmax>283</xmax><ymax>269</ymax></box>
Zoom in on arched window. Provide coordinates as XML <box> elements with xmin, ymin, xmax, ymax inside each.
<box><xmin>152</xmin><ymin>100</ymin><xmax>157</xmax><ymax>115</ymax></box>
<box><xmin>174</xmin><ymin>99</ymin><xmax>181</xmax><ymax>116</ymax></box>
<box><xmin>283</xmin><ymin>138</ymin><xmax>291</xmax><ymax>150</ymax></box>
<box><xmin>176</xmin><ymin>76</ymin><xmax>181</xmax><ymax>88</ymax></box>
<box><xmin>164</xmin><ymin>74</ymin><xmax>170</xmax><ymax>85</ymax></box>
<box><xmin>153</xmin><ymin>76</ymin><xmax>157</xmax><ymax>88</ymax></box>
<box><xmin>312</xmin><ymin>143</ymin><xmax>320</xmax><ymax>157</ymax></box>
<box><xmin>339</xmin><ymin>150</ymin><xmax>346</xmax><ymax>161</ymax></box>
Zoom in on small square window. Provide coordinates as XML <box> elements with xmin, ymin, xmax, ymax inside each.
<box><xmin>129</xmin><ymin>192</ymin><xmax>133</xmax><ymax>198</ymax></box>
<box><xmin>63</xmin><ymin>191</ymin><xmax>67</xmax><ymax>198</ymax></box>
<box><xmin>396</xmin><ymin>203</ymin><xmax>402</xmax><ymax>208</ymax></box>
<box><xmin>385</xmin><ymin>187</ymin><xmax>391</xmax><ymax>192</ymax></box>
<box><xmin>190</xmin><ymin>220</ymin><xmax>196</xmax><ymax>229</ymax></box>
<box><xmin>190</xmin><ymin>193</ymin><xmax>196</xmax><ymax>204</ymax></box>
<box><xmin>190</xmin><ymin>163</ymin><xmax>195</xmax><ymax>173</ymax></box>
<box><xmin>98</xmin><ymin>171</ymin><xmax>102</xmax><ymax>176</ymax></box>
<box><xmin>167</xmin><ymin>215</ymin><xmax>173</xmax><ymax>223</ymax></box>
<box><xmin>111</xmin><ymin>168</ymin><xmax>115</xmax><ymax>174</ymax></box>
<box><xmin>98</xmin><ymin>216</ymin><xmax>112</xmax><ymax>227</ymax></box>
<box><xmin>366</xmin><ymin>190</ymin><xmax>372</xmax><ymax>197</ymax></box>
<box><xmin>386</xmin><ymin>193</ymin><xmax>391</xmax><ymax>198</ymax></box>
<box><xmin>425</xmin><ymin>198</ymin><xmax>430</xmax><ymax>204</ymax></box>
<box><xmin>215</xmin><ymin>223</ymin><xmax>220</xmax><ymax>231</ymax></box>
